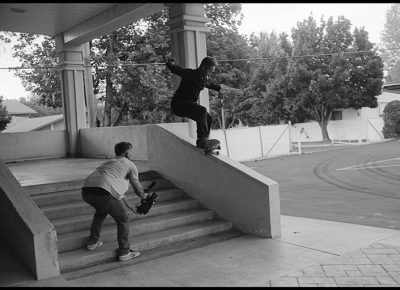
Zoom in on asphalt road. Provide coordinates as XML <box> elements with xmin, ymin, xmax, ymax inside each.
<box><xmin>243</xmin><ymin>140</ymin><xmax>400</xmax><ymax>230</ymax></box>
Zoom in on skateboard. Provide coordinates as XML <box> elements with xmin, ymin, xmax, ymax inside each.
<box><xmin>204</xmin><ymin>139</ymin><xmax>221</xmax><ymax>156</ymax></box>
<box><xmin>136</xmin><ymin>181</ymin><xmax>157</xmax><ymax>215</ymax></box>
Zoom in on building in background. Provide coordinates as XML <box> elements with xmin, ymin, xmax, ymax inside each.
<box><xmin>2</xmin><ymin>114</ymin><xmax>64</xmax><ymax>133</ymax></box>
<box><xmin>331</xmin><ymin>90</ymin><xmax>400</xmax><ymax>121</ymax></box>
<box><xmin>3</xmin><ymin>99</ymin><xmax>37</xmax><ymax>129</ymax></box>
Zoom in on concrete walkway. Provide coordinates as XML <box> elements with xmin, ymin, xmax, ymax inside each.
<box><xmin>4</xmin><ymin>158</ymin><xmax>400</xmax><ymax>287</ymax></box>
<box><xmin>5</xmin><ymin>215</ymin><xmax>400</xmax><ymax>287</ymax></box>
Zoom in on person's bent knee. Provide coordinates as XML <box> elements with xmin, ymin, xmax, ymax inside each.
<box><xmin>116</xmin><ymin>212</ymin><xmax>129</xmax><ymax>223</ymax></box>
<box><xmin>198</xmin><ymin>106</ymin><xmax>207</xmax><ymax>117</ymax></box>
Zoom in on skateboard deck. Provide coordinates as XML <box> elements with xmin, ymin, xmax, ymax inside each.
<box><xmin>204</xmin><ymin>139</ymin><xmax>221</xmax><ymax>156</ymax></box>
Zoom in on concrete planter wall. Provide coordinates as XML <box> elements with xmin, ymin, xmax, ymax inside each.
<box><xmin>147</xmin><ymin>124</ymin><xmax>281</xmax><ymax>238</ymax></box>
<box><xmin>0</xmin><ymin>130</ymin><xmax>67</xmax><ymax>162</ymax></box>
<box><xmin>0</xmin><ymin>160</ymin><xmax>59</xmax><ymax>280</ymax></box>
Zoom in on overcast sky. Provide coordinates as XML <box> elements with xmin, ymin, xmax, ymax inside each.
<box><xmin>238</xmin><ymin>3</ymin><xmax>393</xmax><ymax>44</ymax></box>
<box><xmin>0</xmin><ymin>3</ymin><xmax>395</xmax><ymax>100</ymax></box>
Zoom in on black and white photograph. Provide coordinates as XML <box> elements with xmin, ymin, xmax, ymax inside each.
<box><xmin>0</xmin><ymin>2</ymin><xmax>399</xmax><ymax>287</ymax></box>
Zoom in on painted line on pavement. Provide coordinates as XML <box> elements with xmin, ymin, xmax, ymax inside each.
<box><xmin>337</xmin><ymin>157</ymin><xmax>400</xmax><ymax>171</ymax></box>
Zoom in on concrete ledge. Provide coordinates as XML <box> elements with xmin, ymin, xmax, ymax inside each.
<box><xmin>0</xmin><ymin>159</ymin><xmax>59</xmax><ymax>280</ymax></box>
<box><xmin>79</xmin><ymin>123</ymin><xmax>191</xmax><ymax>160</ymax></box>
<box><xmin>79</xmin><ymin>126</ymin><xmax>148</xmax><ymax>160</ymax></box>
<box><xmin>147</xmin><ymin>124</ymin><xmax>281</xmax><ymax>238</ymax></box>
<box><xmin>0</xmin><ymin>130</ymin><xmax>66</xmax><ymax>162</ymax></box>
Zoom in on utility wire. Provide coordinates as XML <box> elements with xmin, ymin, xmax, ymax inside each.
<box><xmin>218</xmin><ymin>50</ymin><xmax>373</xmax><ymax>63</ymax></box>
<box><xmin>0</xmin><ymin>46</ymin><xmax>399</xmax><ymax>70</ymax></box>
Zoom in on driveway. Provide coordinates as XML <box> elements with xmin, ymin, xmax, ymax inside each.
<box><xmin>243</xmin><ymin>140</ymin><xmax>400</xmax><ymax>230</ymax></box>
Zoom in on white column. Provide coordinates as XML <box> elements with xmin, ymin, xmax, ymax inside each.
<box><xmin>167</xmin><ymin>3</ymin><xmax>210</xmax><ymax>138</ymax></box>
<box><xmin>55</xmin><ymin>34</ymin><xmax>88</xmax><ymax>157</ymax></box>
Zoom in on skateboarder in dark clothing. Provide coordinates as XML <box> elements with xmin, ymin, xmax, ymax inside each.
<box><xmin>166</xmin><ymin>56</ymin><xmax>227</xmax><ymax>149</ymax></box>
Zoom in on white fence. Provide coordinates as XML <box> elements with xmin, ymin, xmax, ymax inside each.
<box><xmin>210</xmin><ymin>124</ymin><xmax>291</xmax><ymax>162</ymax></box>
<box><xmin>210</xmin><ymin>117</ymin><xmax>386</xmax><ymax>162</ymax></box>
<box><xmin>291</xmin><ymin>117</ymin><xmax>385</xmax><ymax>143</ymax></box>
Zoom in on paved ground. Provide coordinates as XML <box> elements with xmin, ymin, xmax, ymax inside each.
<box><xmin>3</xmin><ymin>143</ymin><xmax>400</xmax><ymax>287</ymax></box>
<box><xmin>268</xmin><ymin>239</ymin><xmax>400</xmax><ymax>287</ymax></box>
<box><xmin>4</xmin><ymin>215</ymin><xmax>400</xmax><ymax>287</ymax></box>
<box><xmin>243</xmin><ymin>139</ymin><xmax>400</xmax><ymax>230</ymax></box>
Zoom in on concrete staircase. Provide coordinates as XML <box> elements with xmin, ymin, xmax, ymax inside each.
<box><xmin>24</xmin><ymin>170</ymin><xmax>241</xmax><ymax>280</ymax></box>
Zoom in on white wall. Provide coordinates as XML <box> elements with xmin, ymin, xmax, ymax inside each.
<box><xmin>291</xmin><ymin>122</ymin><xmax>323</xmax><ymax>142</ymax></box>
<box><xmin>0</xmin><ymin>130</ymin><xmax>67</xmax><ymax>162</ymax></box>
<box><xmin>147</xmin><ymin>124</ymin><xmax>281</xmax><ymax>238</ymax></box>
<box><xmin>79</xmin><ymin>123</ymin><xmax>191</xmax><ymax>160</ymax></box>
<box><xmin>361</xmin><ymin>107</ymin><xmax>379</xmax><ymax>119</ymax></box>
<box><xmin>79</xmin><ymin>126</ymin><xmax>148</xmax><ymax>160</ymax></box>
<box><xmin>366</xmin><ymin>118</ymin><xmax>384</xmax><ymax>141</ymax></box>
<box><xmin>210</xmin><ymin>124</ymin><xmax>291</xmax><ymax>161</ymax></box>
<box><xmin>291</xmin><ymin>118</ymin><xmax>385</xmax><ymax>143</ymax></box>
<box><xmin>0</xmin><ymin>160</ymin><xmax>59</xmax><ymax>280</ymax></box>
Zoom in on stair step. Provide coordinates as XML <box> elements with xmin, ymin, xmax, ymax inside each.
<box><xmin>53</xmin><ymin>195</ymin><xmax>196</xmax><ymax>235</ymax></box>
<box><xmin>21</xmin><ymin>169</ymin><xmax>237</xmax><ymax>279</ymax></box>
<box><xmin>62</xmin><ymin>229</ymin><xmax>243</xmax><ymax>281</ymax></box>
<box><xmin>57</xmin><ymin>209</ymin><xmax>215</xmax><ymax>252</ymax></box>
<box><xmin>42</xmin><ymin>190</ymin><xmax>193</xmax><ymax>220</ymax></box>
<box><xmin>59</xmin><ymin>220</ymin><xmax>232</xmax><ymax>273</ymax></box>
<box><xmin>24</xmin><ymin>170</ymin><xmax>163</xmax><ymax>195</ymax></box>
<box><xmin>32</xmin><ymin>181</ymin><xmax>180</xmax><ymax>208</ymax></box>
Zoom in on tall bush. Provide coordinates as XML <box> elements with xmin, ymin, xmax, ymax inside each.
<box><xmin>382</xmin><ymin>100</ymin><xmax>400</xmax><ymax>138</ymax></box>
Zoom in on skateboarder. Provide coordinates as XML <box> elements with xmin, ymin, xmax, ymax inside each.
<box><xmin>166</xmin><ymin>56</ymin><xmax>228</xmax><ymax>149</ymax></box>
<box><xmin>81</xmin><ymin>141</ymin><xmax>148</xmax><ymax>261</ymax></box>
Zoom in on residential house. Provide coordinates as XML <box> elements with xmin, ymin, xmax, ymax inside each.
<box><xmin>331</xmin><ymin>90</ymin><xmax>400</xmax><ymax>121</ymax></box>
<box><xmin>3</xmin><ymin>99</ymin><xmax>37</xmax><ymax>129</ymax></box>
<box><xmin>292</xmin><ymin>85</ymin><xmax>400</xmax><ymax>142</ymax></box>
<box><xmin>2</xmin><ymin>114</ymin><xmax>64</xmax><ymax>133</ymax></box>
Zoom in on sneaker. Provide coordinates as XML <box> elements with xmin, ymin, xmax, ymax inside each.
<box><xmin>196</xmin><ymin>138</ymin><xmax>208</xmax><ymax>149</ymax></box>
<box><xmin>87</xmin><ymin>241</ymin><xmax>103</xmax><ymax>251</ymax></box>
<box><xmin>119</xmin><ymin>249</ymin><xmax>141</xmax><ymax>261</ymax></box>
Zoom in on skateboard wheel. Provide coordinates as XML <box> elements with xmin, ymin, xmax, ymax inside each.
<box><xmin>216</xmin><ymin>151</ymin><xmax>219</xmax><ymax>155</ymax></box>
<box><xmin>217</xmin><ymin>146</ymin><xmax>221</xmax><ymax>150</ymax></box>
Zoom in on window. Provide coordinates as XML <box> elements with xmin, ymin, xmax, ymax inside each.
<box><xmin>332</xmin><ymin>110</ymin><xmax>342</xmax><ymax>120</ymax></box>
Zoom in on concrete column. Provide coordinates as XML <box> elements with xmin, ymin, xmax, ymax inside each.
<box><xmin>82</xmin><ymin>43</ymin><xmax>97</xmax><ymax>128</ymax></box>
<box><xmin>55</xmin><ymin>35</ymin><xmax>89</xmax><ymax>157</ymax></box>
<box><xmin>167</xmin><ymin>3</ymin><xmax>210</xmax><ymax>138</ymax></box>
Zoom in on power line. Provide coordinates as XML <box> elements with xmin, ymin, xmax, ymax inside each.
<box><xmin>0</xmin><ymin>46</ymin><xmax>399</xmax><ymax>70</ymax></box>
<box><xmin>0</xmin><ymin>62</ymin><xmax>166</xmax><ymax>70</ymax></box>
<box><xmin>217</xmin><ymin>50</ymin><xmax>373</xmax><ymax>63</ymax></box>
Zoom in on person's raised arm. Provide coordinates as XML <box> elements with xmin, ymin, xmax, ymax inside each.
<box><xmin>127</xmin><ymin>173</ymin><xmax>146</xmax><ymax>199</ymax></box>
<box><xmin>165</xmin><ymin>57</ymin><xmax>185</xmax><ymax>76</ymax></box>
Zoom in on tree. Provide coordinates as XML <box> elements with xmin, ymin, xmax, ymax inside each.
<box><xmin>285</xmin><ymin>15</ymin><xmax>383</xmax><ymax>141</ymax></box>
<box><xmin>381</xmin><ymin>4</ymin><xmax>400</xmax><ymax>83</ymax></box>
<box><xmin>246</xmin><ymin>31</ymin><xmax>304</xmax><ymax>125</ymax></box>
<box><xmin>204</xmin><ymin>3</ymin><xmax>252</xmax><ymax>129</ymax></box>
<box><xmin>0</xmin><ymin>96</ymin><xmax>12</xmax><ymax>131</ymax></box>
<box><xmin>10</xmin><ymin>33</ymin><xmax>61</xmax><ymax>108</ymax></box>
<box><xmin>3</xmin><ymin>5</ymin><xmax>253</xmax><ymax>128</ymax></box>
<box><xmin>19</xmin><ymin>96</ymin><xmax>63</xmax><ymax>117</ymax></box>
<box><xmin>91</xmin><ymin>9</ymin><xmax>174</xmax><ymax>127</ymax></box>
<box><xmin>382</xmin><ymin>100</ymin><xmax>400</xmax><ymax>138</ymax></box>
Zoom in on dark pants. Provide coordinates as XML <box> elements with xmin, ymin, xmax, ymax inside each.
<box><xmin>81</xmin><ymin>187</ymin><xmax>130</xmax><ymax>254</ymax></box>
<box><xmin>171</xmin><ymin>101</ymin><xmax>212</xmax><ymax>140</ymax></box>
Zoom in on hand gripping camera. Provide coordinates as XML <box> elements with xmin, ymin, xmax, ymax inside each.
<box><xmin>136</xmin><ymin>181</ymin><xmax>157</xmax><ymax>215</ymax></box>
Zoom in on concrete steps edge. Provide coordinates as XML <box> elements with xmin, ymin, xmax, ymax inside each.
<box><xmin>59</xmin><ymin>220</ymin><xmax>232</xmax><ymax>272</ymax></box>
<box><xmin>57</xmin><ymin>209</ymin><xmax>215</xmax><ymax>252</ymax></box>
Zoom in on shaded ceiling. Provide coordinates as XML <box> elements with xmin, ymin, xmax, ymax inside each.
<box><xmin>0</xmin><ymin>3</ymin><xmax>165</xmax><ymax>45</ymax></box>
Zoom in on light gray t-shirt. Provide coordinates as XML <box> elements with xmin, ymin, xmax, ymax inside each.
<box><xmin>83</xmin><ymin>156</ymin><xmax>139</xmax><ymax>200</ymax></box>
